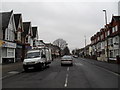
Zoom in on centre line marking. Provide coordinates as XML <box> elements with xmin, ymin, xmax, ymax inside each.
<box><xmin>67</xmin><ymin>67</ymin><xmax>69</xmax><ymax>71</ymax></box>
<box><xmin>64</xmin><ymin>74</ymin><xmax>68</xmax><ymax>87</ymax></box>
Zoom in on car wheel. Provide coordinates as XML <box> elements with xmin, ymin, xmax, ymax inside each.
<box><xmin>24</xmin><ymin>67</ymin><xmax>29</xmax><ymax>72</ymax></box>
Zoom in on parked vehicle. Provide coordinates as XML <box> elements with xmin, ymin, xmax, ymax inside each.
<box><xmin>73</xmin><ymin>55</ymin><xmax>78</xmax><ymax>58</ymax></box>
<box><xmin>23</xmin><ymin>48</ymin><xmax>52</xmax><ymax>71</ymax></box>
<box><xmin>61</xmin><ymin>55</ymin><xmax>73</xmax><ymax>66</ymax></box>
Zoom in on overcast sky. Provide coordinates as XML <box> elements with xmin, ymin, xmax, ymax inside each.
<box><xmin>1</xmin><ymin>0</ymin><xmax>119</xmax><ymax>51</ymax></box>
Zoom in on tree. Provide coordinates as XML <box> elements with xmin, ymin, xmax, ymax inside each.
<box><xmin>63</xmin><ymin>46</ymin><xmax>70</xmax><ymax>55</ymax></box>
<box><xmin>53</xmin><ymin>38</ymin><xmax>68</xmax><ymax>50</ymax></box>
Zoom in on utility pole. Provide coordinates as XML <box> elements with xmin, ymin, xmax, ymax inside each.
<box><xmin>84</xmin><ymin>35</ymin><xmax>86</xmax><ymax>57</ymax></box>
<box><xmin>85</xmin><ymin>35</ymin><xmax>86</xmax><ymax>47</ymax></box>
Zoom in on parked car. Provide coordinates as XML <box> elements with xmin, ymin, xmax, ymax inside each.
<box><xmin>61</xmin><ymin>55</ymin><xmax>73</xmax><ymax>66</ymax></box>
<box><xmin>73</xmin><ymin>55</ymin><xmax>78</xmax><ymax>58</ymax></box>
<box><xmin>23</xmin><ymin>48</ymin><xmax>52</xmax><ymax>71</ymax></box>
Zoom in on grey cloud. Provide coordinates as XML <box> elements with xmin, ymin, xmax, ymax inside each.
<box><xmin>2</xmin><ymin>1</ymin><xmax>118</xmax><ymax>51</ymax></box>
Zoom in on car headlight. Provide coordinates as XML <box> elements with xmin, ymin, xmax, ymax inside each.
<box><xmin>35</xmin><ymin>61</ymin><xmax>39</xmax><ymax>64</ymax></box>
<box><xmin>39</xmin><ymin>61</ymin><xmax>44</xmax><ymax>63</ymax></box>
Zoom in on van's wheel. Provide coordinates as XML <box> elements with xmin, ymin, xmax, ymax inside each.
<box><xmin>41</xmin><ymin>63</ymin><xmax>45</xmax><ymax>70</ymax></box>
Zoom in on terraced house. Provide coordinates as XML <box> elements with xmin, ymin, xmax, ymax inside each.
<box><xmin>0</xmin><ymin>10</ymin><xmax>16</xmax><ymax>63</ymax></box>
<box><xmin>0</xmin><ymin>10</ymin><xmax>39</xmax><ymax>63</ymax></box>
<box><xmin>23</xmin><ymin>22</ymin><xmax>33</xmax><ymax>52</ymax></box>
<box><xmin>90</xmin><ymin>16</ymin><xmax>120</xmax><ymax>62</ymax></box>
<box><xmin>108</xmin><ymin>16</ymin><xmax>120</xmax><ymax>61</ymax></box>
<box><xmin>14</xmin><ymin>14</ymin><xmax>25</xmax><ymax>62</ymax></box>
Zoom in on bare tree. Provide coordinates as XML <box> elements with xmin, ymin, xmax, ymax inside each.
<box><xmin>63</xmin><ymin>46</ymin><xmax>70</xmax><ymax>55</ymax></box>
<box><xmin>53</xmin><ymin>38</ymin><xmax>68</xmax><ymax>50</ymax></box>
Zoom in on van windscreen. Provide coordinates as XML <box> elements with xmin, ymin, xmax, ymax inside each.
<box><xmin>26</xmin><ymin>52</ymin><xmax>40</xmax><ymax>58</ymax></box>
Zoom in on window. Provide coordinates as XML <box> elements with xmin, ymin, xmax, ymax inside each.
<box><xmin>112</xmin><ymin>26</ymin><xmax>117</xmax><ymax>33</ymax></box>
<box><xmin>26</xmin><ymin>37</ymin><xmax>28</xmax><ymax>43</ymax></box>
<box><xmin>7</xmin><ymin>48</ymin><xmax>14</xmax><ymax>57</ymax></box>
<box><xmin>114</xmin><ymin>49</ymin><xmax>119</xmax><ymax>57</ymax></box>
<box><xmin>112</xmin><ymin>27</ymin><xmax>115</xmax><ymax>33</ymax></box>
<box><xmin>114</xmin><ymin>36</ymin><xmax>119</xmax><ymax>44</ymax></box>
<box><xmin>107</xmin><ymin>30</ymin><xmax>110</xmax><ymax>36</ymax></box>
<box><xmin>17</xmin><ymin>32</ymin><xmax>21</xmax><ymax>41</ymax></box>
<box><xmin>101</xmin><ymin>34</ymin><xmax>104</xmax><ymax>39</ymax></box>
<box><xmin>98</xmin><ymin>37</ymin><xmax>100</xmax><ymax>41</ymax></box>
<box><xmin>105</xmin><ymin>32</ymin><xmax>107</xmax><ymax>37</ymax></box>
<box><xmin>110</xmin><ymin>50</ymin><xmax>113</xmax><ymax>58</ymax></box>
<box><xmin>110</xmin><ymin>38</ymin><xmax>113</xmax><ymax>45</ymax></box>
<box><xmin>115</xmin><ymin>26</ymin><xmax>118</xmax><ymax>31</ymax></box>
<box><xmin>28</xmin><ymin>36</ymin><xmax>31</xmax><ymax>43</ymax></box>
<box><xmin>33</xmin><ymin>40</ymin><xmax>36</xmax><ymax>46</ymax></box>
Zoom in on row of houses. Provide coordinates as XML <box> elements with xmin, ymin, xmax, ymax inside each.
<box><xmin>0</xmin><ymin>10</ymin><xmax>39</xmax><ymax>64</ymax></box>
<box><xmin>0</xmin><ymin>10</ymin><xmax>60</xmax><ymax>64</ymax></box>
<box><xmin>79</xmin><ymin>15</ymin><xmax>120</xmax><ymax>63</ymax></box>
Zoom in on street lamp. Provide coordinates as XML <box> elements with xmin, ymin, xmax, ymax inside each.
<box><xmin>103</xmin><ymin>9</ymin><xmax>109</xmax><ymax>62</ymax></box>
<box><xmin>103</xmin><ymin>10</ymin><xmax>107</xmax><ymax>25</ymax></box>
<box><xmin>84</xmin><ymin>35</ymin><xmax>87</xmax><ymax>57</ymax></box>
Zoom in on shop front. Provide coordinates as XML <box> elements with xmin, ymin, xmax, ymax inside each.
<box><xmin>15</xmin><ymin>44</ymin><xmax>23</xmax><ymax>62</ymax></box>
<box><xmin>0</xmin><ymin>40</ymin><xmax>4</xmax><ymax>63</ymax></box>
<box><xmin>2</xmin><ymin>41</ymin><xmax>16</xmax><ymax>63</ymax></box>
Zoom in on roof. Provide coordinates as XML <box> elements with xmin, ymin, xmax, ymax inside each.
<box><xmin>0</xmin><ymin>10</ymin><xmax>13</xmax><ymax>30</ymax></box>
<box><xmin>111</xmin><ymin>16</ymin><xmax>120</xmax><ymax>24</ymax></box>
<box><xmin>113</xmin><ymin>16</ymin><xmax>120</xmax><ymax>21</ymax></box>
<box><xmin>32</xmin><ymin>27</ymin><xmax>37</xmax><ymax>38</ymax></box>
<box><xmin>23</xmin><ymin>22</ymin><xmax>31</xmax><ymax>36</ymax></box>
<box><xmin>14</xmin><ymin>14</ymin><xmax>21</xmax><ymax>30</ymax></box>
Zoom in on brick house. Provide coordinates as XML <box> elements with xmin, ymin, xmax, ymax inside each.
<box><xmin>99</xmin><ymin>28</ymin><xmax>106</xmax><ymax>61</ymax></box>
<box><xmin>108</xmin><ymin>16</ymin><xmax>120</xmax><ymax>61</ymax></box>
<box><xmin>90</xmin><ymin>16</ymin><xmax>120</xmax><ymax>62</ymax></box>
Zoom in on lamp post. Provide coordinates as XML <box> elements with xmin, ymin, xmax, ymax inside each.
<box><xmin>84</xmin><ymin>35</ymin><xmax>86</xmax><ymax>57</ymax></box>
<box><xmin>103</xmin><ymin>9</ymin><xmax>109</xmax><ymax>62</ymax></box>
<box><xmin>103</xmin><ymin>10</ymin><xmax>107</xmax><ymax>25</ymax></box>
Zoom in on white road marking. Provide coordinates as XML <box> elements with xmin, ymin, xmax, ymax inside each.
<box><xmin>64</xmin><ymin>74</ymin><xmax>68</xmax><ymax>87</ymax></box>
<box><xmin>67</xmin><ymin>67</ymin><xmax>69</xmax><ymax>71</ymax></box>
<box><xmin>64</xmin><ymin>67</ymin><xmax>70</xmax><ymax>87</ymax></box>
<box><xmin>75</xmin><ymin>63</ymin><xmax>83</xmax><ymax>66</ymax></box>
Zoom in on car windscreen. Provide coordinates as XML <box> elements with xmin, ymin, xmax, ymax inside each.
<box><xmin>26</xmin><ymin>52</ymin><xmax>40</xmax><ymax>58</ymax></box>
<box><xmin>62</xmin><ymin>56</ymin><xmax>72</xmax><ymax>59</ymax></box>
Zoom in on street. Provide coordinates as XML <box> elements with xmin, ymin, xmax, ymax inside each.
<box><xmin>2</xmin><ymin>57</ymin><xmax>119</xmax><ymax>89</ymax></box>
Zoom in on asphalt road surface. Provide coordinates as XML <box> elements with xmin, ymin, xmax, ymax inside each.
<box><xmin>2</xmin><ymin>57</ymin><xmax>119</xmax><ymax>89</ymax></box>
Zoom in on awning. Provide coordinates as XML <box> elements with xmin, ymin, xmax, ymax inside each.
<box><xmin>0</xmin><ymin>40</ymin><xmax>5</xmax><ymax>47</ymax></box>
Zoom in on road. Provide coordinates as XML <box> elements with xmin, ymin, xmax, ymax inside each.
<box><xmin>2</xmin><ymin>57</ymin><xmax>119</xmax><ymax>89</ymax></box>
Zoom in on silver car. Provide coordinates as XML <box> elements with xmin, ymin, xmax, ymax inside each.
<box><xmin>61</xmin><ymin>55</ymin><xmax>73</xmax><ymax>66</ymax></box>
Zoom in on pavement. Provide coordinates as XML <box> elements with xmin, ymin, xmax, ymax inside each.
<box><xmin>80</xmin><ymin>57</ymin><xmax>120</xmax><ymax>74</ymax></box>
<box><xmin>2</xmin><ymin>58</ymin><xmax>119</xmax><ymax>88</ymax></box>
<box><xmin>0</xmin><ymin>61</ymin><xmax>23</xmax><ymax>80</ymax></box>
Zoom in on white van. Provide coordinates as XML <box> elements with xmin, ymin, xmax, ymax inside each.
<box><xmin>23</xmin><ymin>48</ymin><xmax>52</xmax><ymax>71</ymax></box>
